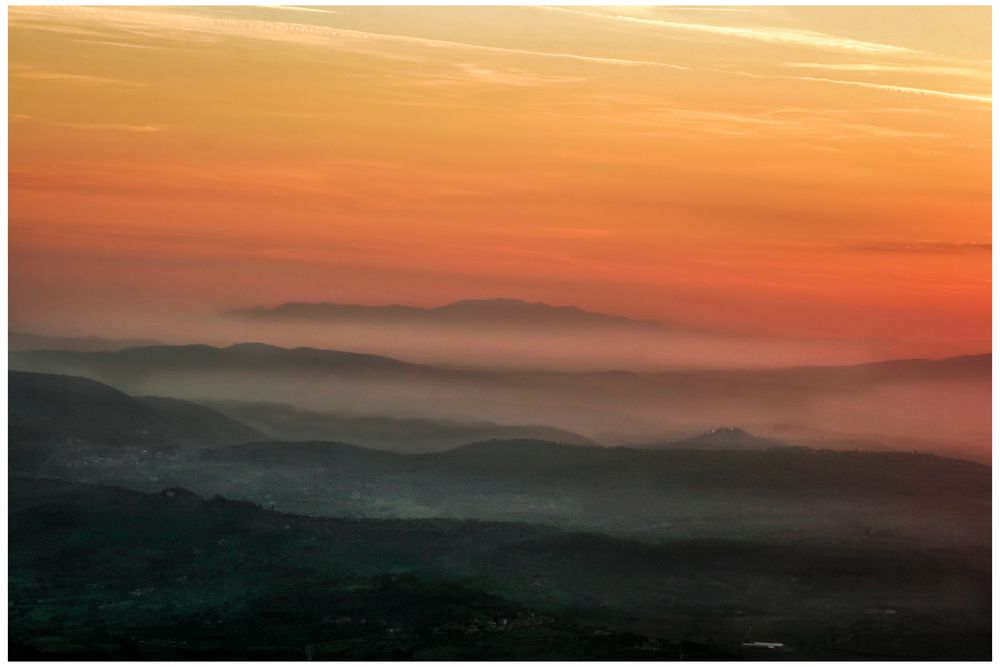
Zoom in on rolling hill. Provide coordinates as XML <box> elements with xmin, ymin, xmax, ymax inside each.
<box><xmin>8</xmin><ymin>371</ymin><xmax>990</xmax><ymax>660</ymax></box>
<box><xmin>10</xmin><ymin>344</ymin><xmax>990</xmax><ymax>460</ymax></box>
<box><xmin>201</xmin><ymin>399</ymin><xmax>591</xmax><ymax>453</ymax></box>
<box><xmin>9</xmin><ymin>478</ymin><xmax>989</xmax><ymax>660</ymax></box>
<box><xmin>633</xmin><ymin>426</ymin><xmax>788</xmax><ymax>450</ymax></box>
<box><xmin>9</xmin><ymin>371</ymin><xmax>261</xmax><ymax>471</ymax></box>
<box><xmin>10</xmin><ymin>342</ymin><xmax>989</xmax><ymax>394</ymax></box>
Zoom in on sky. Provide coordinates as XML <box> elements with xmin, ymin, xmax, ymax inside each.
<box><xmin>8</xmin><ymin>6</ymin><xmax>992</xmax><ymax>360</ymax></box>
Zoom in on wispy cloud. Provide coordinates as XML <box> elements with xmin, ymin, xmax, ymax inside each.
<box><xmin>778</xmin><ymin>74</ymin><xmax>991</xmax><ymax>105</ymax></box>
<box><xmin>525</xmin><ymin>227</ymin><xmax>612</xmax><ymax>240</ymax></box>
<box><xmin>12</xmin><ymin>117</ymin><xmax>167</xmax><ymax>133</ymax></box>
<box><xmin>258</xmin><ymin>6</ymin><xmax>341</xmax><ymax>14</ymax></box>
<box><xmin>666</xmin><ymin>7</ymin><xmax>757</xmax><ymax>13</ymax></box>
<box><xmin>50</xmin><ymin>122</ymin><xmax>167</xmax><ymax>133</ymax></box>
<box><xmin>767</xmin><ymin>238</ymin><xmax>992</xmax><ymax>255</ymax></box>
<box><xmin>552</xmin><ymin>99</ymin><xmax>952</xmax><ymax>143</ymax></box>
<box><xmin>9</xmin><ymin>7</ymin><xmax>689</xmax><ymax>71</ymax></box>
<box><xmin>784</xmin><ymin>62</ymin><xmax>992</xmax><ymax>82</ymax></box>
<box><xmin>545</xmin><ymin>7</ymin><xmax>920</xmax><ymax>56</ymax></box>
<box><xmin>846</xmin><ymin>240</ymin><xmax>992</xmax><ymax>254</ymax></box>
<box><xmin>423</xmin><ymin>63</ymin><xmax>586</xmax><ymax>88</ymax></box>
<box><xmin>10</xmin><ymin>65</ymin><xmax>145</xmax><ymax>88</ymax></box>
<box><xmin>710</xmin><ymin>67</ymin><xmax>991</xmax><ymax>105</ymax></box>
<box><xmin>71</xmin><ymin>38</ymin><xmax>173</xmax><ymax>51</ymax></box>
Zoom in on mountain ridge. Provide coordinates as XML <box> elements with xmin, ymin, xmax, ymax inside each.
<box><xmin>10</xmin><ymin>340</ymin><xmax>990</xmax><ymax>382</ymax></box>
<box><xmin>9</xmin><ymin>330</ymin><xmax>160</xmax><ymax>352</ymax></box>
<box><xmin>226</xmin><ymin>298</ymin><xmax>664</xmax><ymax>331</ymax></box>
<box><xmin>202</xmin><ymin>399</ymin><xmax>591</xmax><ymax>453</ymax></box>
<box><xmin>8</xmin><ymin>370</ymin><xmax>261</xmax><ymax>470</ymax></box>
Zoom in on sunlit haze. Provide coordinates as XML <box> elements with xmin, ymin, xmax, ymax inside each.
<box><xmin>8</xmin><ymin>6</ymin><xmax>991</xmax><ymax>366</ymax></box>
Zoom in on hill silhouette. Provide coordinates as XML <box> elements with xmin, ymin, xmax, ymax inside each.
<box><xmin>9</xmin><ymin>370</ymin><xmax>988</xmax><ymax>548</ymax></box>
<box><xmin>202</xmin><ymin>400</ymin><xmax>591</xmax><ymax>453</ymax></box>
<box><xmin>9</xmin><ymin>371</ymin><xmax>260</xmax><ymax>470</ymax></box>
<box><xmin>635</xmin><ymin>426</ymin><xmax>788</xmax><ymax>450</ymax></box>
<box><xmin>226</xmin><ymin>298</ymin><xmax>664</xmax><ymax>331</ymax></box>
<box><xmin>9</xmin><ymin>345</ymin><xmax>991</xmax><ymax>462</ymax></box>
<box><xmin>10</xmin><ymin>331</ymin><xmax>160</xmax><ymax>352</ymax></box>
<box><xmin>11</xmin><ymin>343</ymin><xmax>989</xmax><ymax>391</ymax></box>
<box><xmin>9</xmin><ymin>343</ymin><xmax>992</xmax><ymax>462</ymax></box>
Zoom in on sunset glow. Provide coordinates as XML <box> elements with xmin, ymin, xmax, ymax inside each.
<box><xmin>8</xmin><ymin>6</ymin><xmax>992</xmax><ymax>359</ymax></box>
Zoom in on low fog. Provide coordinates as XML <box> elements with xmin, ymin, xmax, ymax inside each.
<box><xmin>12</xmin><ymin>306</ymin><xmax>889</xmax><ymax>372</ymax></box>
<box><xmin>9</xmin><ymin>339</ymin><xmax>991</xmax><ymax>463</ymax></box>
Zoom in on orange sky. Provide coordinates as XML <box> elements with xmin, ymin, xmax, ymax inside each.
<box><xmin>8</xmin><ymin>6</ymin><xmax>992</xmax><ymax>359</ymax></box>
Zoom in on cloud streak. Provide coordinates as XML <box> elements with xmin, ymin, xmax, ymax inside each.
<box><xmin>424</xmin><ymin>63</ymin><xmax>587</xmax><ymax>88</ymax></box>
<box><xmin>48</xmin><ymin>121</ymin><xmax>167</xmax><ymax>133</ymax></box>
<box><xmin>709</xmin><ymin>66</ymin><xmax>991</xmax><ymax>105</ymax></box>
<box><xmin>780</xmin><ymin>74</ymin><xmax>991</xmax><ymax>104</ymax></box>
<box><xmin>847</xmin><ymin>240</ymin><xmax>992</xmax><ymax>254</ymax></box>
<box><xmin>545</xmin><ymin>7</ymin><xmax>920</xmax><ymax>56</ymax></box>
<box><xmin>9</xmin><ymin>7</ymin><xmax>690</xmax><ymax>72</ymax></box>
<box><xmin>257</xmin><ymin>6</ymin><xmax>341</xmax><ymax>14</ymax></box>
<box><xmin>784</xmin><ymin>62</ymin><xmax>991</xmax><ymax>82</ymax></box>
<box><xmin>10</xmin><ymin>65</ymin><xmax>145</xmax><ymax>88</ymax></box>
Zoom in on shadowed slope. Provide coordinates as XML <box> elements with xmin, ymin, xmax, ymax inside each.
<box><xmin>9</xmin><ymin>371</ymin><xmax>261</xmax><ymax>470</ymax></box>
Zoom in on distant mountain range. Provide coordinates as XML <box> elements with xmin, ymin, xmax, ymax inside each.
<box><xmin>10</xmin><ymin>344</ymin><xmax>990</xmax><ymax>440</ymax></box>
<box><xmin>226</xmin><ymin>298</ymin><xmax>664</xmax><ymax>331</ymax></box>
<box><xmin>5</xmin><ymin>371</ymin><xmax>788</xmax><ymax>464</ymax></box>
<box><xmin>9</xmin><ymin>342</ymin><xmax>468</xmax><ymax>387</ymax></box>
<box><xmin>634</xmin><ymin>426</ymin><xmax>788</xmax><ymax>451</ymax></box>
<box><xmin>9</xmin><ymin>331</ymin><xmax>160</xmax><ymax>352</ymax></box>
<box><xmin>10</xmin><ymin>341</ymin><xmax>989</xmax><ymax>390</ymax></box>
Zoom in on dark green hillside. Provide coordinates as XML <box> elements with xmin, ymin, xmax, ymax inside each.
<box><xmin>9</xmin><ymin>371</ymin><xmax>261</xmax><ymax>471</ymax></box>
<box><xmin>426</xmin><ymin>439</ymin><xmax>990</xmax><ymax>499</ymax></box>
<box><xmin>9</xmin><ymin>479</ymin><xmax>989</xmax><ymax>660</ymax></box>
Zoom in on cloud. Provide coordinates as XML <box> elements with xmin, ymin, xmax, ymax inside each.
<box><xmin>10</xmin><ymin>65</ymin><xmax>145</xmax><ymax>88</ymax></box>
<box><xmin>710</xmin><ymin>67</ymin><xmax>991</xmax><ymax>105</ymax></box>
<box><xmin>9</xmin><ymin>7</ymin><xmax>689</xmax><ymax>71</ymax></box>
<box><xmin>778</xmin><ymin>74</ymin><xmax>991</xmax><ymax>104</ymax></box>
<box><xmin>766</xmin><ymin>239</ymin><xmax>992</xmax><ymax>255</ymax></box>
<box><xmin>784</xmin><ymin>62</ymin><xmax>992</xmax><ymax>82</ymax></box>
<box><xmin>544</xmin><ymin>7</ymin><xmax>920</xmax><ymax>56</ymax></box>
<box><xmin>48</xmin><ymin>122</ymin><xmax>167</xmax><ymax>133</ymax></box>
<box><xmin>422</xmin><ymin>63</ymin><xmax>586</xmax><ymax>88</ymax></box>
<box><xmin>525</xmin><ymin>227</ymin><xmax>612</xmax><ymax>240</ymax></box>
<box><xmin>587</xmin><ymin>104</ymin><xmax>951</xmax><ymax>142</ymax></box>
<box><xmin>664</xmin><ymin>7</ymin><xmax>757</xmax><ymax>13</ymax></box>
<box><xmin>10</xmin><ymin>116</ymin><xmax>166</xmax><ymax>132</ymax></box>
<box><xmin>846</xmin><ymin>240</ymin><xmax>992</xmax><ymax>254</ymax></box>
<box><xmin>71</xmin><ymin>38</ymin><xmax>173</xmax><ymax>51</ymax></box>
<box><xmin>257</xmin><ymin>6</ymin><xmax>341</xmax><ymax>14</ymax></box>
